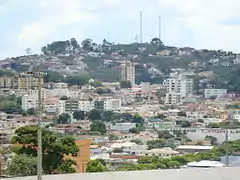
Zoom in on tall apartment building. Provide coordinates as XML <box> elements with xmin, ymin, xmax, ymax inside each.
<box><xmin>0</xmin><ymin>76</ymin><xmax>15</xmax><ymax>89</ymax></box>
<box><xmin>121</xmin><ymin>61</ymin><xmax>135</xmax><ymax>86</ymax></box>
<box><xmin>21</xmin><ymin>89</ymin><xmax>47</xmax><ymax>111</ymax></box>
<box><xmin>18</xmin><ymin>76</ymin><xmax>43</xmax><ymax>90</ymax></box>
<box><xmin>163</xmin><ymin>71</ymin><xmax>194</xmax><ymax>105</ymax></box>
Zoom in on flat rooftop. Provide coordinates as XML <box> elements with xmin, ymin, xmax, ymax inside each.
<box><xmin>3</xmin><ymin>167</ymin><xmax>240</xmax><ymax>180</ymax></box>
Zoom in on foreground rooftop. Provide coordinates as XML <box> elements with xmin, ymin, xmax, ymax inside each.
<box><xmin>3</xmin><ymin>166</ymin><xmax>240</xmax><ymax>180</ymax></box>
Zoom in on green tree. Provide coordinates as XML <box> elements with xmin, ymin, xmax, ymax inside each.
<box><xmin>81</xmin><ymin>38</ymin><xmax>93</xmax><ymax>51</ymax></box>
<box><xmin>120</xmin><ymin>80</ymin><xmax>132</xmax><ymax>88</ymax></box>
<box><xmin>147</xmin><ymin>139</ymin><xmax>166</xmax><ymax>150</ymax></box>
<box><xmin>44</xmin><ymin>71</ymin><xmax>63</xmax><ymax>83</ymax></box>
<box><xmin>89</xmin><ymin>80</ymin><xmax>102</xmax><ymax>87</ymax></box>
<box><xmin>64</xmin><ymin>74</ymin><xmax>90</xmax><ymax>86</ymax></box>
<box><xmin>205</xmin><ymin>135</ymin><xmax>218</xmax><ymax>145</ymax></box>
<box><xmin>7</xmin><ymin>154</ymin><xmax>38</xmax><ymax>177</ymax></box>
<box><xmin>129</xmin><ymin>127</ymin><xmax>140</xmax><ymax>134</ymax></box>
<box><xmin>150</xmin><ymin>37</ymin><xmax>163</xmax><ymax>46</ymax></box>
<box><xmin>11</xmin><ymin>126</ymin><xmax>79</xmax><ymax>174</ymax></box>
<box><xmin>85</xmin><ymin>159</ymin><xmax>107</xmax><ymax>173</ymax></box>
<box><xmin>88</xmin><ymin>110</ymin><xmax>101</xmax><ymax>120</ymax></box>
<box><xmin>113</xmin><ymin>148</ymin><xmax>123</xmax><ymax>153</ymax></box>
<box><xmin>130</xmin><ymin>139</ymin><xmax>143</xmax><ymax>145</ymax></box>
<box><xmin>60</xmin><ymin>96</ymin><xmax>69</xmax><ymax>100</ymax></box>
<box><xmin>27</xmin><ymin>108</ymin><xmax>36</xmax><ymax>115</ymax></box>
<box><xmin>57</xmin><ymin>113</ymin><xmax>70</xmax><ymax>124</ymax></box>
<box><xmin>90</xmin><ymin>121</ymin><xmax>107</xmax><ymax>134</ymax></box>
<box><xmin>73</xmin><ymin>110</ymin><xmax>85</xmax><ymax>120</ymax></box>
<box><xmin>158</xmin><ymin>130</ymin><xmax>174</xmax><ymax>139</ymax></box>
<box><xmin>102</xmin><ymin>111</ymin><xmax>119</xmax><ymax>122</ymax></box>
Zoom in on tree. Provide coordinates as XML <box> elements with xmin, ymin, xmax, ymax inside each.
<box><xmin>150</xmin><ymin>37</ymin><xmax>163</xmax><ymax>46</ymax></box>
<box><xmin>81</xmin><ymin>38</ymin><xmax>93</xmax><ymax>51</ymax></box>
<box><xmin>44</xmin><ymin>71</ymin><xmax>63</xmax><ymax>83</ymax></box>
<box><xmin>155</xmin><ymin>114</ymin><xmax>166</xmax><ymax>119</ymax></box>
<box><xmin>60</xmin><ymin>96</ymin><xmax>69</xmax><ymax>100</ymax></box>
<box><xmin>113</xmin><ymin>148</ymin><xmax>123</xmax><ymax>153</ymax></box>
<box><xmin>64</xmin><ymin>74</ymin><xmax>90</xmax><ymax>86</ymax></box>
<box><xmin>70</xmin><ymin>38</ymin><xmax>79</xmax><ymax>51</ymax></box>
<box><xmin>73</xmin><ymin>110</ymin><xmax>85</xmax><ymax>120</ymax></box>
<box><xmin>205</xmin><ymin>135</ymin><xmax>218</xmax><ymax>145</ymax></box>
<box><xmin>89</xmin><ymin>80</ymin><xmax>102</xmax><ymax>87</ymax></box>
<box><xmin>88</xmin><ymin>110</ymin><xmax>101</xmax><ymax>120</ymax></box>
<box><xmin>102</xmin><ymin>111</ymin><xmax>119</xmax><ymax>122</ymax></box>
<box><xmin>27</xmin><ymin>108</ymin><xmax>36</xmax><ymax>115</ymax></box>
<box><xmin>131</xmin><ymin>114</ymin><xmax>144</xmax><ymax>123</ymax></box>
<box><xmin>11</xmin><ymin>126</ymin><xmax>79</xmax><ymax>174</ymax></box>
<box><xmin>57</xmin><ymin>113</ymin><xmax>70</xmax><ymax>124</ymax></box>
<box><xmin>120</xmin><ymin>80</ymin><xmax>132</xmax><ymax>89</ymax></box>
<box><xmin>158</xmin><ymin>130</ymin><xmax>174</xmax><ymax>139</ymax></box>
<box><xmin>90</xmin><ymin>121</ymin><xmax>107</xmax><ymax>134</ymax></box>
<box><xmin>129</xmin><ymin>127</ymin><xmax>140</xmax><ymax>134</ymax></box>
<box><xmin>85</xmin><ymin>159</ymin><xmax>107</xmax><ymax>173</ymax></box>
<box><xmin>7</xmin><ymin>154</ymin><xmax>37</xmax><ymax>177</ymax></box>
<box><xmin>25</xmin><ymin>48</ymin><xmax>32</xmax><ymax>55</ymax></box>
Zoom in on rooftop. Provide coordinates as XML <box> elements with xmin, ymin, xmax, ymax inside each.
<box><xmin>3</xmin><ymin>167</ymin><xmax>239</xmax><ymax>180</ymax></box>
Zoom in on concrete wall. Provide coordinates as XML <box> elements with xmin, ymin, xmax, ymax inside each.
<box><xmin>4</xmin><ymin>167</ymin><xmax>240</xmax><ymax>180</ymax></box>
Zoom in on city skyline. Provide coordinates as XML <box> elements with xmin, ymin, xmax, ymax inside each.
<box><xmin>1</xmin><ymin>0</ymin><xmax>240</xmax><ymax>59</ymax></box>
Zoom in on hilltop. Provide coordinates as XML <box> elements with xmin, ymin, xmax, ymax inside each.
<box><xmin>1</xmin><ymin>37</ymin><xmax>240</xmax><ymax>92</ymax></box>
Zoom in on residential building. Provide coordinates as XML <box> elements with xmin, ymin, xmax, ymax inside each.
<box><xmin>18</xmin><ymin>76</ymin><xmax>43</xmax><ymax>90</ymax></box>
<box><xmin>204</xmin><ymin>89</ymin><xmax>227</xmax><ymax>99</ymax></box>
<box><xmin>165</xmin><ymin>92</ymin><xmax>181</xmax><ymax>105</ymax></box>
<box><xmin>21</xmin><ymin>89</ymin><xmax>47</xmax><ymax>111</ymax></box>
<box><xmin>163</xmin><ymin>71</ymin><xmax>194</xmax><ymax>105</ymax></box>
<box><xmin>121</xmin><ymin>61</ymin><xmax>135</xmax><ymax>86</ymax></box>
<box><xmin>0</xmin><ymin>76</ymin><xmax>15</xmax><ymax>89</ymax></box>
<box><xmin>66</xmin><ymin>139</ymin><xmax>92</xmax><ymax>173</ymax></box>
<box><xmin>111</xmin><ymin>123</ymin><xmax>136</xmax><ymax>132</ymax></box>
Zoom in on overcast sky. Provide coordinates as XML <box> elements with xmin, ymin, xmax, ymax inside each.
<box><xmin>1</xmin><ymin>0</ymin><xmax>240</xmax><ymax>59</ymax></box>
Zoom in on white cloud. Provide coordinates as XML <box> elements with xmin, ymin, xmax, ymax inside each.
<box><xmin>17</xmin><ymin>0</ymin><xmax>99</xmax><ymax>49</ymax></box>
<box><xmin>8</xmin><ymin>0</ymin><xmax>240</xmax><ymax>57</ymax></box>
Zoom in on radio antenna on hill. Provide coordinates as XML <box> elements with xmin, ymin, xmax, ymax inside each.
<box><xmin>158</xmin><ymin>15</ymin><xmax>161</xmax><ymax>40</ymax></box>
<box><xmin>140</xmin><ymin>11</ymin><xmax>143</xmax><ymax>44</ymax></box>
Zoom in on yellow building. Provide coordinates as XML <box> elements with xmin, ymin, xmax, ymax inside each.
<box><xmin>66</xmin><ymin>139</ymin><xmax>92</xmax><ymax>173</ymax></box>
<box><xmin>18</xmin><ymin>77</ymin><xmax>43</xmax><ymax>90</ymax></box>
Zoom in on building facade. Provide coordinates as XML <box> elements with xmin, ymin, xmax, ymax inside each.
<box><xmin>121</xmin><ymin>61</ymin><xmax>135</xmax><ymax>86</ymax></box>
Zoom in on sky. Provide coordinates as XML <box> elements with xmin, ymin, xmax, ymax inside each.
<box><xmin>1</xmin><ymin>0</ymin><xmax>240</xmax><ymax>59</ymax></box>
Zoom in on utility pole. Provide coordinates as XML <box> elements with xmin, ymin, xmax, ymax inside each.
<box><xmin>19</xmin><ymin>72</ymin><xmax>46</xmax><ymax>180</ymax></box>
<box><xmin>225</xmin><ymin>127</ymin><xmax>229</xmax><ymax>166</ymax></box>
<box><xmin>37</xmin><ymin>73</ymin><xmax>43</xmax><ymax>180</ymax></box>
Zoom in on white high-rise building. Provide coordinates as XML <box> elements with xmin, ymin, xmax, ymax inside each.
<box><xmin>121</xmin><ymin>61</ymin><xmax>135</xmax><ymax>86</ymax></box>
<box><xmin>163</xmin><ymin>71</ymin><xmax>194</xmax><ymax>105</ymax></box>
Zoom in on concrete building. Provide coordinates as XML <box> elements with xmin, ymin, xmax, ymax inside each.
<box><xmin>0</xmin><ymin>76</ymin><xmax>15</xmax><ymax>89</ymax></box>
<box><xmin>58</xmin><ymin>99</ymin><xmax>121</xmax><ymax>115</ymax></box>
<box><xmin>163</xmin><ymin>71</ymin><xmax>194</xmax><ymax>105</ymax></box>
<box><xmin>4</xmin><ymin>167</ymin><xmax>240</xmax><ymax>180</ymax></box>
<box><xmin>21</xmin><ymin>89</ymin><xmax>47</xmax><ymax>111</ymax></box>
<box><xmin>18</xmin><ymin>76</ymin><xmax>43</xmax><ymax>90</ymax></box>
<box><xmin>121</xmin><ymin>61</ymin><xmax>135</xmax><ymax>86</ymax></box>
<box><xmin>204</xmin><ymin>89</ymin><xmax>227</xmax><ymax>99</ymax></box>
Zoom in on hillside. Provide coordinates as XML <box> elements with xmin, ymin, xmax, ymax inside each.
<box><xmin>1</xmin><ymin>37</ymin><xmax>240</xmax><ymax>92</ymax></box>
